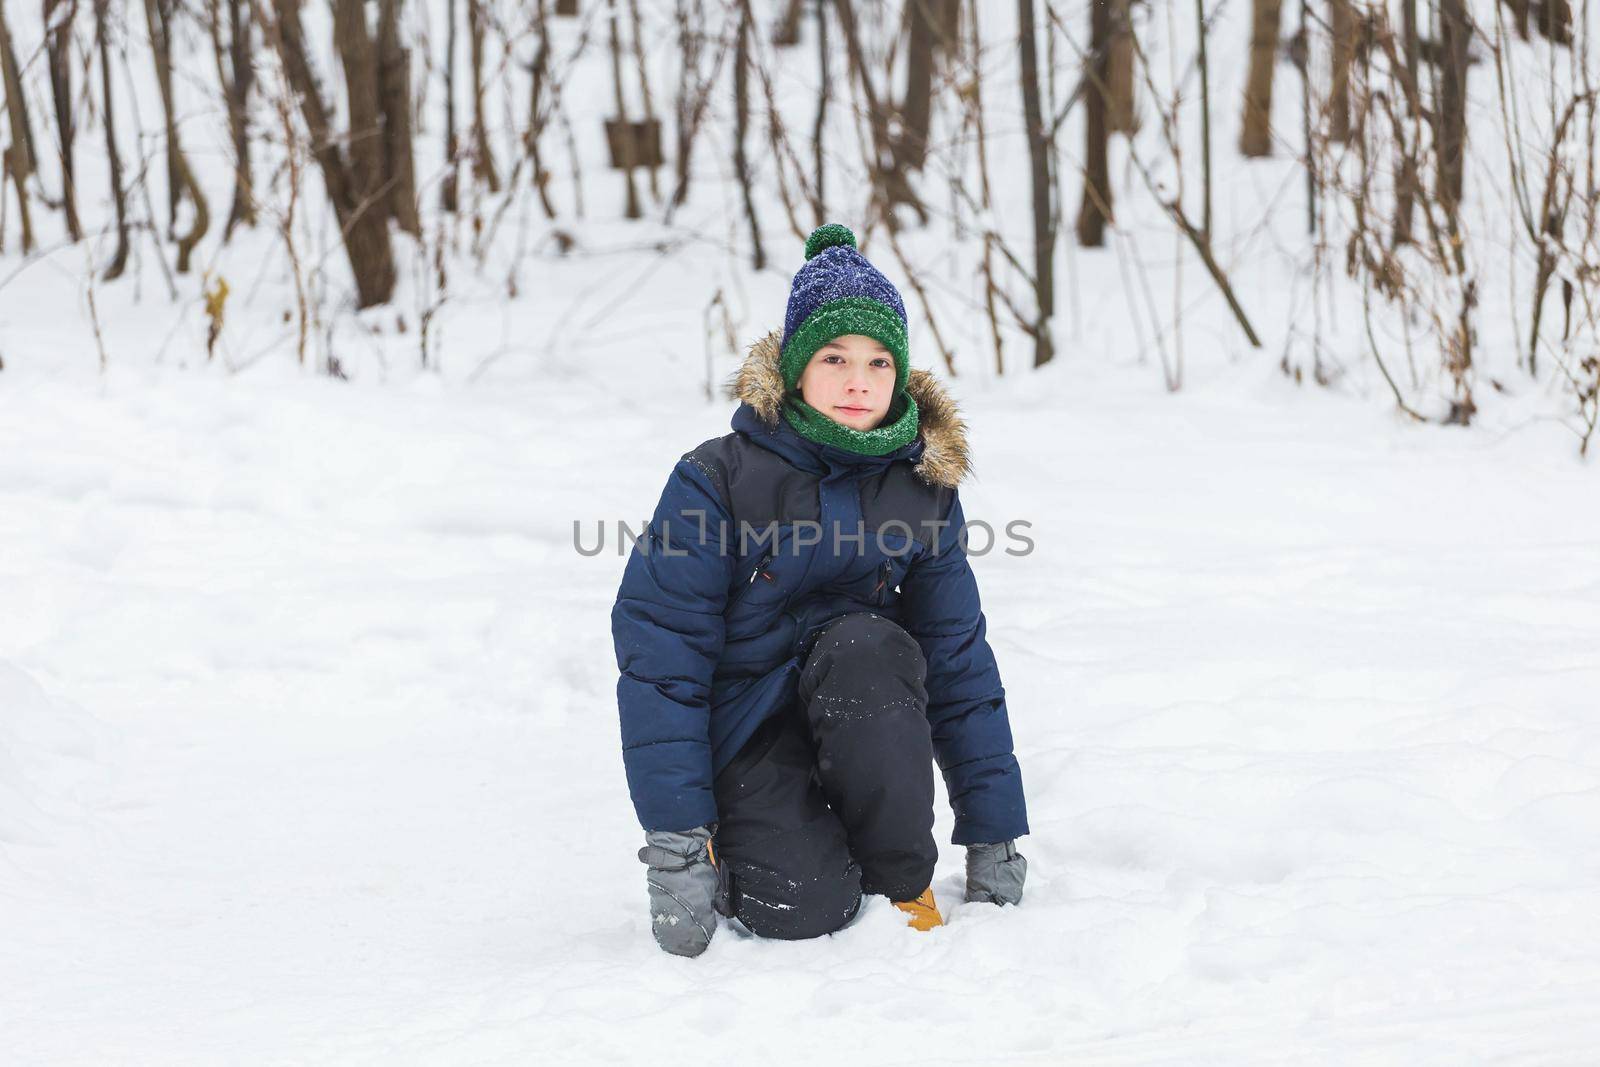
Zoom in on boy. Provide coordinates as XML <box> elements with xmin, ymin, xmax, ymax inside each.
<box><xmin>614</xmin><ymin>224</ymin><xmax>1029</xmax><ymax>957</ymax></box>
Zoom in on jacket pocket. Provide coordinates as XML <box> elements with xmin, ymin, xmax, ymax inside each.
<box><xmin>732</xmin><ymin>551</ymin><xmax>778</xmax><ymax>606</ymax></box>
<box><xmin>873</xmin><ymin>559</ymin><xmax>898</xmax><ymax>606</ymax></box>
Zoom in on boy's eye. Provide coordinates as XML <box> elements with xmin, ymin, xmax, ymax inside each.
<box><xmin>871</xmin><ymin>358</ymin><xmax>891</xmax><ymax>368</ymax></box>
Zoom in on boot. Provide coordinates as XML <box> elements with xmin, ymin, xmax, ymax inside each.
<box><xmin>891</xmin><ymin>886</ymin><xmax>943</xmax><ymax>931</ymax></box>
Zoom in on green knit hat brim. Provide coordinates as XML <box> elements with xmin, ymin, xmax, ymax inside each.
<box><xmin>779</xmin><ymin>297</ymin><xmax>910</xmax><ymax>393</ymax></box>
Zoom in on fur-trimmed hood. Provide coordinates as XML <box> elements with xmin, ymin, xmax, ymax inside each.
<box><xmin>726</xmin><ymin>330</ymin><xmax>971</xmax><ymax>489</ymax></box>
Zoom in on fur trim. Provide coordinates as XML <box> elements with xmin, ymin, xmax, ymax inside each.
<box><xmin>726</xmin><ymin>330</ymin><xmax>970</xmax><ymax>488</ymax></box>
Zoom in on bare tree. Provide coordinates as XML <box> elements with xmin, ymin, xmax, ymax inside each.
<box><xmin>773</xmin><ymin>0</ymin><xmax>803</xmax><ymax>45</ymax></box>
<box><xmin>733</xmin><ymin>0</ymin><xmax>764</xmax><ymax>266</ymax></box>
<box><xmin>1077</xmin><ymin>0</ymin><xmax>1112</xmax><ymax>247</ymax></box>
<box><xmin>442</xmin><ymin>0</ymin><xmax>459</xmax><ymax>211</ymax></box>
<box><xmin>468</xmin><ymin>0</ymin><xmax>500</xmax><ymax>192</ymax></box>
<box><xmin>525</xmin><ymin>0</ymin><xmax>558</xmax><ymax>218</ymax></box>
<box><xmin>44</xmin><ymin>0</ymin><xmax>82</xmax><ymax>240</ymax></box>
<box><xmin>812</xmin><ymin>0</ymin><xmax>829</xmax><ymax>224</ymax></box>
<box><xmin>1328</xmin><ymin>0</ymin><xmax>1359</xmax><ymax>144</ymax></box>
<box><xmin>1436</xmin><ymin>0</ymin><xmax>1470</xmax><ymax>240</ymax></box>
<box><xmin>1334</xmin><ymin>5</ymin><xmax>1482</xmax><ymax>424</ymax></box>
<box><xmin>667</xmin><ymin>0</ymin><xmax>726</xmax><ymax>217</ymax></box>
<box><xmin>0</xmin><ymin>0</ymin><xmax>37</xmax><ymax>252</ymax></box>
<box><xmin>1018</xmin><ymin>0</ymin><xmax>1056</xmax><ymax>365</ymax></box>
<box><xmin>94</xmin><ymin>0</ymin><xmax>130</xmax><ymax>277</ymax></box>
<box><xmin>144</xmin><ymin>0</ymin><xmax>211</xmax><ymax>271</ymax></box>
<box><xmin>1196</xmin><ymin>0</ymin><xmax>1212</xmax><ymax>239</ymax></box>
<box><xmin>208</xmin><ymin>0</ymin><xmax>256</xmax><ymax>238</ymax></box>
<box><xmin>625</xmin><ymin>0</ymin><xmax>659</xmax><ymax>200</ymax></box>
<box><xmin>1392</xmin><ymin>0</ymin><xmax>1420</xmax><ymax>243</ymax></box>
<box><xmin>334</xmin><ymin>0</ymin><xmax>387</xmax><ymax>233</ymax></box>
<box><xmin>606</xmin><ymin>0</ymin><xmax>640</xmax><ymax>217</ymax></box>
<box><xmin>896</xmin><ymin>0</ymin><xmax>937</xmax><ymax>171</ymax></box>
<box><xmin>1502</xmin><ymin>0</ymin><xmax>1573</xmax><ymax>42</ymax></box>
<box><xmin>378</xmin><ymin>0</ymin><xmax>420</xmax><ymax>235</ymax></box>
<box><xmin>1296</xmin><ymin>0</ymin><xmax>1313</xmax><ymax>232</ymax></box>
<box><xmin>752</xmin><ymin>26</ymin><xmax>819</xmax><ymax>241</ymax></box>
<box><xmin>258</xmin><ymin>0</ymin><xmax>398</xmax><ymax>307</ymax></box>
<box><xmin>1107</xmin><ymin>0</ymin><xmax>1137</xmax><ymax>132</ymax></box>
<box><xmin>1241</xmin><ymin>0</ymin><xmax>1283</xmax><ymax>155</ymax></box>
<box><xmin>833</xmin><ymin>0</ymin><xmax>926</xmax><ymax>226</ymax></box>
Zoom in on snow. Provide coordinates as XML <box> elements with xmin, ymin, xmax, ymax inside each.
<box><xmin>3</xmin><ymin>352</ymin><xmax>1598</xmax><ymax>1062</ymax></box>
<box><xmin>3</xmin><ymin>0</ymin><xmax>1599</xmax><ymax>1060</ymax></box>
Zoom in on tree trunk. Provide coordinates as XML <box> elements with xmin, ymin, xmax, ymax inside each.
<box><xmin>468</xmin><ymin>0</ymin><xmax>500</xmax><ymax>191</ymax></box>
<box><xmin>1018</xmin><ymin>0</ymin><xmax>1055</xmax><ymax>366</ymax></box>
<box><xmin>146</xmin><ymin>0</ymin><xmax>178</xmax><ymax>228</ymax></box>
<box><xmin>773</xmin><ymin>0</ymin><xmax>803</xmax><ymax>45</ymax></box>
<box><xmin>935</xmin><ymin>0</ymin><xmax>959</xmax><ymax>54</ymax></box>
<box><xmin>1196</xmin><ymin>0</ymin><xmax>1212</xmax><ymax>240</ymax></box>
<box><xmin>607</xmin><ymin>0</ymin><xmax>639</xmax><ymax>218</ymax></box>
<box><xmin>1535</xmin><ymin>0</ymin><xmax>1571</xmax><ymax>41</ymax></box>
<box><xmin>332</xmin><ymin>0</ymin><xmax>397</xmax><ymax>300</ymax></box>
<box><xmin>1501</xmin><ymin>0</ymin><xmax>1530</xmax><ymax>36</ymax></box>
<box><xmin>144</xmin><ymin>0</ymin><xmax>210</xmax><ymax>271</ymax></box>
<box><xmin>734</xmin><ymin>0</ymin><xmax>764</xmax><ymax>267</ymax></box>
<box><xmin>266</xmin><ymin>0</ymin><xmax>396</xmax><ymax>307</ymax></box>
<box><xmin>1393</xmin><ymin>0</ymin><xmax>1418</xmax><ymax>243</ymax></box>
<box><xmin>228</xmin><ymin>0</ymin><xmax>255</xmax><ymax>231</ymax></box>
<box><xmin>526</xmin><ymin>0</ymin><xmax>557</xmax><ymax>218</ymax></box>
<box><xmin>1107</xmin><ymin>0</ymin><xmax>1136</xmax><ymax>133</ymax></box>
<box><xmin>812</xmin><ymin>0</ymin><xmax>828</xmax><ymax>225</ymax></box>
<box><xmin>1240</xmin><ymin>0</ymin><xmax>1282</xmax><ymax>156</ymax></box>
<box><xmin>1437</xmin><ymin>0</ymin><xmax>1470</xmax><ymax>233</ymax></box>
<box><xmin>1077</xmin><ymin>0</ymin><xmax>1112</xmax><ymax>248</ymax></box>
<box><xmin>669</xmin><ymin>0</ymin><xmax>693</xmax><ymax>211</ymax></box>
<box><xmin>967</xmin><ymin>0</ymin><xmax>1004</xmax><ymax>374</ymax></box>
<box><xmin>44</xmin><ymin>0</ymin><xmax>82</xmax><ymax>240</ymax></box>
<box><xmin>210</xmin><ymin>0</ymin><xmax>256</xmax><ymax>237</ymax></box>
<box><xmin>94</xmin><ymin>0</ymin><xmax>129</xmax><ymax>277</ymax></box>
<box><xmin>1328</xmin><ymin>0</ymin><xmax>1355</xmax><ymax>143</ymax></box>
<box><xmin>833</xmin><ymin>0</ymin><xmax>925</xmax><ymax>225</ymax></box>
<box><xmin>0</xmin><ymin>0</ymin><xmax>37</xmax><ymax>252</ymax></box>
<box><xmin>335</xmin><ymin>0</ymin><xmax>385</xmax><ymax>219</ymax></box>
<box><xmin>898</xmin><ymin>0</ymin><xmax>935</xmax><ymax>171</ymax></box>
<box><xmin>625</xmin><ymin>0</ymin><xmax>659</xmax><ymax>199</ymax></box>
<box><xmin>1297</xmin><ymin>0</ymin><xmax>1313</xmax><ymax>233</ymax></box>
<box><xmin>377</xmin><ymin>0</ymin><xmax>420</xmax><ymax>235</ymax></box>
<box><xmin>442</xmin><ymin>0</ymin><xmax>459</xmax><ymax>211</ymax></box>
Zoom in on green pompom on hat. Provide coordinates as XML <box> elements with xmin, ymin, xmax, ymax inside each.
<box><xmin>803</xmin><ymin>222</ymin><xmax>858</xmax><ymax>260</ymax></box>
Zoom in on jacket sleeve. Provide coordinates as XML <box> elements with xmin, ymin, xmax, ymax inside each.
<box><xmin>612</xmin><ymin>457</ymin><xmax>735</xmax><ymax>833</ymax></box>
<box><xmin>898</xmin><ymin>491</ymin><xmax>1030</xmax><ymax>846</ymax></box>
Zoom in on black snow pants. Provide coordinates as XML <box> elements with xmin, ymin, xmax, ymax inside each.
<box><xmin>712</xmin><ymin>612</ymin><xmax>938</xmax><ymax>941</ymax></box>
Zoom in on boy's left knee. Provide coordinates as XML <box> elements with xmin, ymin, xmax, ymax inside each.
<box><xmin>801</xmin><ymin>612</ymin><xmax>927</xmax><ymax>695</ymax></box>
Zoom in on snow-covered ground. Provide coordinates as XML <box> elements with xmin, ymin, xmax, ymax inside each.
<box><xmin>3</xmin><ymin>344</ymin><xmax>1598</xmax><ymax>1062</ymax></box>
<box><xmin>3</xmin><ymin>0</ymin><xmax>1599</xmax><ymax>1059</ymax></box>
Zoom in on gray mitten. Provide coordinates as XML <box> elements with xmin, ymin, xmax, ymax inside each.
<box><xmin>965</xmin><ymin>840</ymin><xmax>1027</xmax><ymax>906</ymax></box>
<box><xmin>638</xmin><ymin>825</ymin><xmax>722</xmax><ymax>957</ymax></box>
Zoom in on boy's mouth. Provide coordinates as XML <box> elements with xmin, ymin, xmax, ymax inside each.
<box><xmin>836</xmin><ymin>405</ymin><xmax>871</xmax><ymax>415</ymax></box>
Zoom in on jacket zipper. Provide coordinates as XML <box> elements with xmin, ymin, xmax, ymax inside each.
<box><xmin>873</xmin><ymin>560</ymin><xmax>893</xmax><ymax>602</ymax></box>
<box><xmin>746</xmin><ymin>552</ymin><xmax>776</xmax><ymax>586</ymax></box>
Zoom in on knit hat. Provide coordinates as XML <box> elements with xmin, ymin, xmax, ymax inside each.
<box><xmin>780</xmin><ymin>224</ymin><xmax>911</xmax><ymax>391</ymax></box>
<box><xmin>778</xmin><ymin>224</ymin><xmax>920</xmax><ymax>456</ymax></box>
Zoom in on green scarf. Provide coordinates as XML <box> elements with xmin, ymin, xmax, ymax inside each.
<box><xmin>780</xmin><ymin>387</ymin><xmax>920</xmax><ymax>457</ymax></box>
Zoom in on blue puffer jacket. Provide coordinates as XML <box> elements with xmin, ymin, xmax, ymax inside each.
<box><xmin>612</xmin><ymin>332</ymin><xmax>1029</xmax><ymax>846</ymax></box>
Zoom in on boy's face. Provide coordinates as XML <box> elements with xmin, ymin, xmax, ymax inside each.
<box><xmin>796</xmin><ymin>334</ymin><xmax>897</xmax><ymax>432</ymax></box>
